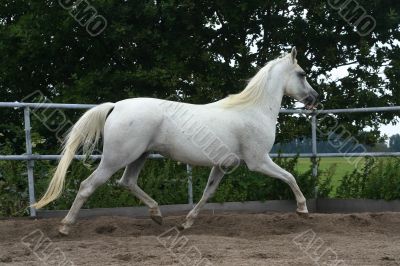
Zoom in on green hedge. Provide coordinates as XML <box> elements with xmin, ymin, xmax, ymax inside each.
<box><xmin>1</xmin><ymin>151</ymin><xmax>400</xmax><ymax>217</ymax></box>
<box><xmin>336</xmin><ymin>157</ymin><xmax>400</xmax><ymax>200</ymax></box>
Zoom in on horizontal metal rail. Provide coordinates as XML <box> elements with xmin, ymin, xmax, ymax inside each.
<box><xmin>1</xmin><ymin>152</ymin><xmax>400</xmax><ymax>161</ymax></box>
<box><xmin>280</xmin><ymin>106</ymin><xmax>400</xmax><ymax>114</ymax></box>
<box><xmin>0</xmin><ymin>102</ymin><xmax>96</xmax><ymax>109</ymax></box>
<box><xmin>2</xmin><ymin>101</ymin><xmax>400</xmax><ymax>114</ymax></box>
<box><xmin>0</xmin><ymin>154</ymin><xmax>163</xmax><ymax>161</ymax></box>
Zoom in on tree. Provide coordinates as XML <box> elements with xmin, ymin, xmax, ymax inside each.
<box><xmin>389</xmin><ymin>134</ymin><xmax>400</xmax><ymax>151</ymax></box>
<box><xmin>0</xmin><ymin>0</ymin><xmax>399</xmax><ymax>152</ymax></box>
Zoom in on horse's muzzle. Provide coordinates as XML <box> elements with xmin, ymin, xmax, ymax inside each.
<box><xmin>304</xmin><ymin>91</ymin><xmax>319</xmax><ymax>110</ymax></box>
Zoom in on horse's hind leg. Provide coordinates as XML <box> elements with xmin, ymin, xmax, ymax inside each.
<box><xmin>59</xmin><ymin>162</ymin><xmax>119</xmax><ymax>235</ymax></box>
<box><xmin>118</xmin><ymin>153</ymin><xmax>162</xmax><ymax>224</ymax></box>
<box><xmin>181</xmin><ymin>166</ymin><xmax>224</xmax><ymax>230</ymax></box>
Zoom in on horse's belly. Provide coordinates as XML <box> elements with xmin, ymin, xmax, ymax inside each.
<box><xmin>157</xmin><ymin>149</ymin><xmax>213</xmax><ymax>166</ymax></box>
<box><xmin>150</xmin><ymin>125</ymin><xmax>240</xmax><ymax>167</ymax></box>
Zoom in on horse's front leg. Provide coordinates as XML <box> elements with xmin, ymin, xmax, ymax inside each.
<box><xmin>248</xmin><ymin>156</ymin><xmax>308</xmax><ymax>215</ymax></box>
<box><xmin>180</xmin><ymin>166</ymin><xmax>224</xmax><ymax>230</ymax></box>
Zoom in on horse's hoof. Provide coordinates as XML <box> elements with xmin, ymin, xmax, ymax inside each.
<box><xmin>149</xmin><ymin>207</ymin><xmax>163</xmax><ymax>225</ymax></box>
<box><xmin>176</xmin><ymin>224</ymin><xmax>185</xmax><ymax>231</ymax></box>
<box><xmin>180</xmin><ymin>220</ymin><xmax>193</xmax><ymax>230</ymax></box>
<box><xmin>296</xmin><ymin>210</ymin><xmax>310</xmax><ymax>218</ymax></box>
<box><xmin>58</xmin><ymin>225</ymin><xmax>70</xmax><ymax>236</ymax></box>
<box><xmin>150</xmin><ymin>215</ymin><xmax>163</xmax><ymax>225</ymax></box>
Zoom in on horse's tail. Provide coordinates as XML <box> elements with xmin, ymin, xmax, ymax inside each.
<box><xmin>33</xmin><ymin>102</ymin><xmax>115</xmax><ymax>209</ymax></box>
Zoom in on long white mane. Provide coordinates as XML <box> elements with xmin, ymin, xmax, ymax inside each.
<box><xmin>220</xmin><ymin>55</ymin><xmax>289</xmax><ymax>108</ymax></box>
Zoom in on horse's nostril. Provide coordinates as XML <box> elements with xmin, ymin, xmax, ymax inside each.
<box><xmin>311</xmin><ymin>91</ymin><xmax>319</xmax><ymax>101</ymax></box>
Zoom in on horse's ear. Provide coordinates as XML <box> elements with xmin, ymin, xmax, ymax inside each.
<box><xmin>291</xmin><ymin>46</ymin><xmax>297</xmax><ymax>64</ymax></box>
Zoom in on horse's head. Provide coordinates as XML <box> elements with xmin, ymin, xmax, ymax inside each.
<box><xmin>282</xmin><ymin>47</ymin><xmax>319</xmax><ymax>109</ymax></box>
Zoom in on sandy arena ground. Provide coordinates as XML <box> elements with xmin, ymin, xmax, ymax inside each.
<box><xmin>0</xmin><ymin>212</ymin><xmax>400</xmax><ymax>265</ymax></box>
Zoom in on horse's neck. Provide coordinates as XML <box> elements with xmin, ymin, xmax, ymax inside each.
<box><xmin>258</xmin><ymin>78</ymin><xmax>285</xmax><ymax>121</ymax></box>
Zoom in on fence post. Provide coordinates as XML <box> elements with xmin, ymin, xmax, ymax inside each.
<box><xmin>186</xmin><ymin>164</ymin><xmax>193</xmax><ymax>205</ymax></box>
<box><xmin>24</xmin><ymin>107</ymin><xmax>36</xmax><ymax>217</ymax></box>
<box><xmin>311</xmin><ymin>112</ymin><xmax>318</xmax><ymax>198</ymax></box>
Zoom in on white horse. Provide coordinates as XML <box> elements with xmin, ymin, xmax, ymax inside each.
<box><xmin>33</xmin><ymin>47</ymin><xmax>318</xmax><ymax>235</ymax></box>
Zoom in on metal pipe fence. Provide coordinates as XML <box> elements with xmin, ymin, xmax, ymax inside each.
<box><xmin>1</xmin><ymin>102</ymin><xmax>400</xmax><ymax>217</ymax></box>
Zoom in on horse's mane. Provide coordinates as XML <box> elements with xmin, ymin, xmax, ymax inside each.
<box><xmin>220</xmin><ymin>54</ymin><xmax>289</xmax><ymax>108</ymax></box>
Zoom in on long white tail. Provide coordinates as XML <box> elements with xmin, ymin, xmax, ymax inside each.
<box><xmin>33</xmin><ymin>102</ymin><xmax>115</xmax><ymax>209</ymax></box>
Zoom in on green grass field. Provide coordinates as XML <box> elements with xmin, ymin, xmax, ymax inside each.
<box><xmin>295</xmin><ymin>157</ymin><xmax>365</xmax><ymax>193</ymax></box>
